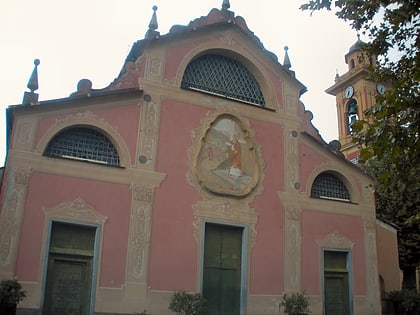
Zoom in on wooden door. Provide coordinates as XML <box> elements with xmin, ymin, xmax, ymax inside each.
<box><xmin>324</xmin><ymin>251</ymin><xmax>350</xmax><ymax>315</ymax></box>
<box><xmin>44</xmin><ymin>256</ymin><xmax>91</xmax><ymax>315</ymax></box>
<box><xmin>325</xmin><ymin>273</ymin><xmax>350</xmax><ymax>315</ymax></box>
<box><xmin>203</xmin><ymin>224</ymin><xmax>242</xmax><ymax>315</ymax></box>
<box><xmin>43</xmin><ymin>222</ymin><xmax>96</xmax><ymax>315</ymax></box>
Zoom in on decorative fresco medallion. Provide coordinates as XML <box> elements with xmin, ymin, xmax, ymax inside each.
<box><xmin>194</xmin><ymin>114</ymin><xmax>259</xmax><ymax>197</ymax></box>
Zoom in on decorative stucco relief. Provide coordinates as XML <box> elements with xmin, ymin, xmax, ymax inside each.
<box><xmin>364</xmin><ymin>218</ymin><xmax>380</xmax><ymax>312</ymax></box>
<box><xmin>188</xmin><ymin>107</ymin><xmax>264</xmax><ymax>199</ymax></box>
<box><xmin>130</xmin><ymin>204</ymin><xmax>152</xmax><ymax>278</ymax></box>
<box><xmin>192</xmin><ymin>199</ymin><xmax>258</xmax><ymax>248</ymax></box>
<box><xmin>128</xmin><ymin>184</ymin><xmax>153</xmax><ymax>281</ymax></box>
<box><xmin>43</xmin><ymin>197</ymin><xmax>108</xmax><ymax>225</ymax></box>
<box><xmin>285</xmin><ymin>94</ymin><xmax>295</xmax><ymax>113</ymax></box>
<box><xmin>15</xmin><ymin>121</ymin><xmax>36</xmax><ymax>151</ymax></box>
<box><xmin>362</xmin><ymin>183</ymin><xmax>375</xmax><ymax>202</ymax></box>
<box><xmin>0</xmin><ymin>168</ymin><xmax>31</xmax><ymax>269</ymax></box>
<box><xmin>285</xmin><ymin>128</ymin><xmax>300</xmax><ymax>192</ymax></box>
<box><xmin>284</xmin><ymin>205</ymin><xmax>302</xmax><ymax>292</ymax></box>
<box><xmin>54</xmin><ymin>111</ymin><xmax>119</xmax><ymax>135</ymax></box>
<box><xmin>14</xmin><ymin>168</ymin><xmax>31</xmax><ymax>186</ymax></box>
<box><xmin>0</xmin><ymin>191</ymin><xmax>19</xmax><ymax>266</ymax></box>
<box><xmin>215</xmin><ymin>33</ymin><xmax>240</xmax><ymax>48</ymax></box>
<box><xmin>148</xmin><ymin>58</ymin><xmax>163</xmax><ymax>79</ymax></box>
<box><xmin>137</xmin><ymin>101</ymin><xmax>158</xmax><ymax>167</ymax></box>
<box><xmin>131</xmin><ymin>183</ymin><xmax>154</xmax><ymax>202</ymax></box>
<box><xmin>316</xmin><ymin>231</ymin><xmax>354</xmax><ymax>250</ymax></box>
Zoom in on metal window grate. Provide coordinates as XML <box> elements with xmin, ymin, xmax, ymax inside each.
<box><xmin>311</xmin><ymin>173</ymin><xmax>350</xmax><ymax>201</ymax></box>
<box><xmin>45</xmin><ymin>127</ymin><xmax>120</xmax><ymax>166</ymax></box>
<box><xmin>181</xmin><ymin>54</ymin><xmax>265</xmax><ymax>106</ymax></box>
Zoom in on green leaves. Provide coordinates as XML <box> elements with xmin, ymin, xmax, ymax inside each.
<box><xmin>169</xmin><ymin>291</ymin><xmax>208</xmax><ymax>315</ymax></box>
<box><xmin>281</xmin><ymin>292</ymin><xmax>310</xmax><ymax>315</ymax></box>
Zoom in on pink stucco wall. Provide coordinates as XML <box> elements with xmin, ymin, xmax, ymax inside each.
<box><xmin>150</xmin><ymin>100</ymin><xmax>204</xmax><ymax>291</ymax></box>
<box><xmin>301</xmin><ymin>211</ymin><xmax>367</xmax><ymax>295</ymax></box>
<box><xmin>15</xmin><ymin>172</ymin><xmax>131</xmax><ymax>288</ymax></box>
<box><xmin>249</xmin><ymin>119</ymin><xmax>285</xmax><ymax>294</ymax></box>
<box><xmin>299</xmin><ymin>143</ymin><xmax>328</xmax><ymax>193</ymax></box>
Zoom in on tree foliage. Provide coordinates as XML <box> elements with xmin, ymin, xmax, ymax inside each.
<box><xmin>300</xmin><ymin>0</ymin><xmax>419</xmax><ymax>288</ymax></box>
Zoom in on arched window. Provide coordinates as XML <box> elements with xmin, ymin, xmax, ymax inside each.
<box><xmin>44</xmin><ymin>126</ymin><xmax>120</xmax><ymax>166</ymax></box>
<box><xmin>181</xmin><ymin>54</ymin><xmax>265</xmax><ymax>106</ymax></box>
<box><xmin>311</xmin><ymin>172</ymin><xmax>351</xmax><ymax>202</ymax></box>
<box><xmin>347</xmin><ymin>99</ymin><xmax>358</xmax><ymax>134</ymax></box>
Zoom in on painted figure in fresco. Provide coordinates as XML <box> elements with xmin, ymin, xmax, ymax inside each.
<box><xmin>227</xmin><ymin>134</ymin><xmax>242</xmax><ymax>177</ymax></box>
<box><xmin>197</xmin><ymin>116</ymin><xmax>258</xmax><ymax>196</ymax></box>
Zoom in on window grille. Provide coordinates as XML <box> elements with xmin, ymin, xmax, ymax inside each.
<box><xmin>45</xmin><ymin>127</ymin><xmax>120</xmax><ymax>166</ymax></box>
<box><xmin>181</xmin><ymin>54</ymin><xmax>265</xmax><ymax>106</ymax></box>
<box><xmin>311</xmin><ymin>173</ymin><xmax>350</xmax><ymax>201</ymax></box>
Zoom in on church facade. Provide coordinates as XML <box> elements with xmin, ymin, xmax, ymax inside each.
<box><xmin>0</xmin><ymin>3</ymin><xmax>384</xmax><ymax>315</ymax></box>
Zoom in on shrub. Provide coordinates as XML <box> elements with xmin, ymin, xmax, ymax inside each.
<box><xmin>169</xmin><ymin>291</ymin><xmax>207</xmax><ymax>315</ymax></box>
<box><xmin>280</xmin><ymin>292</ymin><xmax>310</xmax><ymax>315</ymax></box>
<box><xmin>0</xmin><ymin>279</ymin><xmax>26</xmax><ymax>304</ymax></box>
<box><xmin>387</xmin><ymin>289</ymin><xmax>420</xmax><ymax>315</ymax></box>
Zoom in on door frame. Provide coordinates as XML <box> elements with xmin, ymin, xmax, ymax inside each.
<box><xmin>200</xmin><ymin>220</ymin><xmax>249</xmax><ymax>315</ymax></box>
<box><xmin>40</xmin><ymin>219</ymin><xmax>101</xmax><ymax>315</ymax></box>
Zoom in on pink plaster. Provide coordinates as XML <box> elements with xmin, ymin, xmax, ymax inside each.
<box><xmin>15</xmin><ymin>172</ymin><xmax>131</xmax><ymax>288</ymax></box>
<box><xmin>249</xmin><ymin>119</ymin><xmax>285</xmax><ymax>293</ymax></box>
<box><xmin>268</xmin><ymin>73</ymin><xmax>283</xmax><ymax>110</ymax></box>
<box><xmin>149</xmin><ymin>100</ymin><xmax>205</xmax><ymax>291</ymax></box>
<box><xmin>165</xmin><ymin>41</ymin><xmax>204</xmax><ymax>81</ymax></box>
<box><xmin>299</xmin><ymin>143</ymin><xmax>328</xmax><ymax>193</ymax></box>
<box><xmin>301</xmin><ymin>211</ymin><xmax>366</xmax><ymax>295</ymax></box>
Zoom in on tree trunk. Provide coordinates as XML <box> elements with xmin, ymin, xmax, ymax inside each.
<box><xmin>402</xmin><ymin>266</ymin><xmax>417</xmax><ymax>290</ymax></box>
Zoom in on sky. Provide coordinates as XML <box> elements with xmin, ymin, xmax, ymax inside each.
<box><xmin>0</xmin><ymin>0</ymin><xmax>362</xmax><ymax>164</ymax></box>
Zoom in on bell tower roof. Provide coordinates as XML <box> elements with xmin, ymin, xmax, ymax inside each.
<box><xmin>347</xmin><ymin>34</ymin><xmax>366</xmax><ymax>55</ymax></box>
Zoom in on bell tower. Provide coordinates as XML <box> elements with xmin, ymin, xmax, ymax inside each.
<box><xmin>326</xmin><ymin>35</ymin><xmax>386</xmax><ymax>161</ymax></box>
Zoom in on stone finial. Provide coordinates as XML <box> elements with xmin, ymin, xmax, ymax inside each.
<box><xmin>23</xmin><ymin>59</ymin><xmax>40</xmax><ymax>105</ymax></box>
<box><xmin>283</xmin><ymin>46</ymin><xmax>291</xmax><ymax>70</ymax></box>
<box><xmin>145</xmin><ymin>5</ymin><xmax>160</xmax><ymax>39</ymax></box>
<box><xmin>222</xmin><ymin>0</ymin><xmax>231</xmax><ymax>11</ymax></box>
<box><xmin>27</xmin><ymin>59</ymin><xmax>40</xmax><ymax>92</ymax></box>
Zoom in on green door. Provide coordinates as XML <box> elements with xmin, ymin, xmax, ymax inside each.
<box><xmin>325</xmin><ymin>273</ymin><xmax>350</xmax><ymax>315</ymax></box>
<box><xmin>324</xmin><ymin>251</ymin><xmax>350</xmax><ymax>315</ymax></box>
<box><xmin>43</xmin><ymin>222</ymin><xmax>96</xmax><ymax>315</ymax></box>
<box><xmin>203</xmin><ymin>224</ymin><xmax>242</xmax><ymax>315</ymax></box>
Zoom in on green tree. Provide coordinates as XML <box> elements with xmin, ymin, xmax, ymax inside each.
<box><xmin>300</xmin><ymin>0</ymin><xmax>419</xmax><ymax>289</ymax></box>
